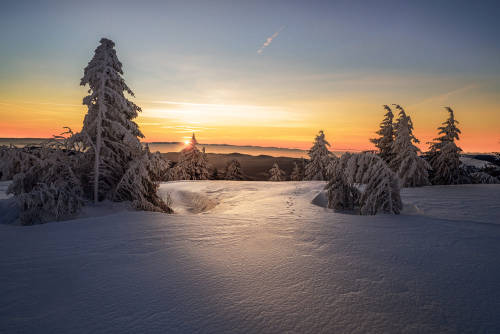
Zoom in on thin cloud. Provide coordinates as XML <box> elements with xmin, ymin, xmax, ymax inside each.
<box><xmin>257</xmin><ymin>26</ymin><xmax>285</xmax><ymax>55</ymax></box>
<box><xmin>410</xmin><ymin>84</ymin><xmax>478</xmax><ymax>108</ymax></box>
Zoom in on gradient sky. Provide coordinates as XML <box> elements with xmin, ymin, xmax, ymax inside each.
<box><xmin>1</xmin><ymin>0</ymin><xmax>499</xmax><ymax>152</ymax></box>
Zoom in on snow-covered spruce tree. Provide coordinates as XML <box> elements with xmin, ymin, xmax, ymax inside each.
<box><xmin>325</xmin><ymin>152</ymin><xmax>360</xmax><ymax>211</ymax></box>
<box><xmin>370</xmin><ymin>105</ymin><xmax>394</xmax><ymax>163</ymax></box>
<box><xmin>427</xmin><ymin>107</ymin><xmax>462</xmax><ymax>185</ymax></box>
<box><xmin>223</xmin><ymin>159</ymin><xmax>245</xmax><ymax>180</ymax></box>
<box><xmin>175</xmin><ymin>133</ymin><xmax>209</xmax><ymax>180</ymax></box>
<box><xmin>389</xmin><ymin>105</ymin><xmax>430</xmax><ymax>187</ymax></box>
<box><xmin>290</xmin><ymin>162</ymin><xmax>303</xmax><ymax>181</ymax></box>
<box><xmin>76</xmin><ymin>38</ymin><xmax>144</xmax><ymax>202</ymax></box>
<box><xmin>304</xmin><ymin>130</ymin><xmax>332</xmax><ymax>180</ymax></box>
<box><xmin>269</xmin><ymin>162</ymin><xmax>285</xmax><ymax>181</ymax></box>
<box><xmin>76</xmin><ymin>38</ymin><xmax>171</xmax><ymax>212</ymax></box>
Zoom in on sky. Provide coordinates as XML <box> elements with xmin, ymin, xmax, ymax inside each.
<box><xmin>0</xmin><ymin>0</ymin><xmax>499</xmax><ymax>152</ymax></box>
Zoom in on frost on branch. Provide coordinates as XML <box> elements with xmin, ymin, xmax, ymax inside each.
<box><xmin>389</xmin><ymin>105</ymin><xmax>430</xmax><ymax>187</ymax></box>
<box><xmin>305</xmin><ymin>130</ymin><xmax>332</xmax><ymax>180</ymax></box>
<box><xmin>223</xmin><ymin>159</ymin><xmax>245</xmax><ymax>180</ymax></box>
<box><xmin>269</xmin><ymin>162</ymin><xmax>285</xmax><ymax>181</ymax></box>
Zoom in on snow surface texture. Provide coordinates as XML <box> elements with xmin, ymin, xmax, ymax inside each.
<box><xmin>1</xmin><ymin>181</ymin><xmax>500</xmax><ymax>333</ymax></box>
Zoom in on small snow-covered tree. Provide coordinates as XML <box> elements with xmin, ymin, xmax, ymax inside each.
<box><xmin>176</xmin><ymin>133</ymin><xmax>209</xmax><ymax>180</ymax></box>
<box><xmin>327</xmin><ymin>152</ymin><xmax>402</xmax><ymax>215</ymax></box>
<box><xmin>0</xmin><ymin>145</ymin><xmax>39</xmax><ymax>181</ymax></box>
<box><xmin>427</xmin><ymin>107</ymin><xmax>462</xmax><ymax>185</ymax></box>
<box><xmin>76</xmin><ymin>38</ymin><xmax>144</xmax><ymax>203</ymax></box>
<box><xmin>290</xmin><ymin>162</ymin><xmax>303</xmax><ymax>181</ymax></box>
<box><xmin>370</xmin><ymin>105</ymin><xmax>394</xmax><ymax>163</ymax></box>
<box><xmin>113</xmin><ymin>146</ymin><xmax>173</xmax><ymax>213</ymax></box>
<box><xmin>269</xmin><ymin>162</ymin><xmax>285</xmax><ymax>181</ymax></box>
<box><xmin>304</xmin><ymin>130</ymin><xmax>332</xmax><ymax>180</ymax></box>
<box><xmin>223</xmin><ymin>159</ymin><xmax>245</xmax><ymax>180</ymax></box>
<box><xmin>358</xmin><ymin>154</ymin><xmax>402</xmax><ymax>215</ymax></box>
<box><xmin>389</xmin><ymin>105</ymin><xmax>430</xmax><ymax>187</ymax></box>
<box><xmin>325</xmin><ymin>153</ymin><xmax>360</xmax><ymax>211</ymax></box>
<box><xmin>7</xmin><ymin>143</ymin><xmax>84</xmax><ymax>225</ymax></box>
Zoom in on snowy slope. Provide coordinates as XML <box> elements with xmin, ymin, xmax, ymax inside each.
<box><xmin>1</xmin><ymin>181</ymin><xmax>500</xmax><ymax>333</ymax></box>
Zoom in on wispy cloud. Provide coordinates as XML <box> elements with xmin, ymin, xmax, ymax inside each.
<box><xmin>410</xmin><ymin>84</ymin><xmax>478</xmax><ymax>108</ymax></box>
<box><xmin>257</xmin><ymin>26</ymin><xmax>285</xmax><ymax>55</ymax></box>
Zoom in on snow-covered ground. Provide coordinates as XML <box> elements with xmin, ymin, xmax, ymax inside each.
<box><xmin>1</xmin><ymin>181</ymin><xmax>500</xmax><ymax>333</ymax></box>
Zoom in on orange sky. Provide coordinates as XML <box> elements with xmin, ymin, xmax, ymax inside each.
<box><xmin>1</xmin><ymin>76</ymin><xmax>499</xmax><ymax>153</ymax></box>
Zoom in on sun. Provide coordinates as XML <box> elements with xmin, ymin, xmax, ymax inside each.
<box><xmin>184</xmin><ymin>140</ymin><xmax>190</xmax><ymax>145</ymax></box>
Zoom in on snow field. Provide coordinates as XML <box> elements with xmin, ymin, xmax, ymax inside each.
<box><xmin>1</xmin><ymin>181</ymin><xmax>500</xmax><ymax>333</ymax></box>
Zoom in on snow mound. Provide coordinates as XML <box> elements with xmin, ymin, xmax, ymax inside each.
<box><xmin>170</xmin><ymin>190</ymin><xmax>218</xmax><ymax>213</ymax></box>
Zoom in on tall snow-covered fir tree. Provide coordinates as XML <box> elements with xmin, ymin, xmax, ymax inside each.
<box><xmin>304</xmin><ymin>130</ymin><xmax>331</xmax><ymax>180</ymax></box>
<box><xmin>370</xmin><ymin>105</ymin><xmax>394</xmax><ymax>163</ymax></box>
<box><xmin>269</xmin><ymin>162</ymin><xmax>285</xmax><ymax>181</ymax></box>
<box><xmin>77</xmin><ymin>38</ymin><xmax>143</xmax><ymax>202</ymax></box>
<box><xmin>389</xmin><ymin>105</ymin><xmax>430</xmax><ymax>187</ymax></box>
<box><xmin>223</xmin><ymin>159</ymin><xmax>245</xmax><ymax>180</ymax></box>
<box><xmin>427</xmin><ymin>107</ymin><xmax>463</xmax><ymax>185</ymax></box>
<box><xmin>75</xmin><ymin>38</ymin><xmax>171</xmax><ymax>213</ymax></box>
<box><xmin>174</xmin><ymin>133</ymin><xmax>209</xmax><ymax>180</ymax></box>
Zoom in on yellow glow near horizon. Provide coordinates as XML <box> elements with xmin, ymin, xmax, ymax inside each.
<box><xmin>1</xmin><ymin>82</ymin><xmax>499</xmax><ymax>153</ymax></box>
